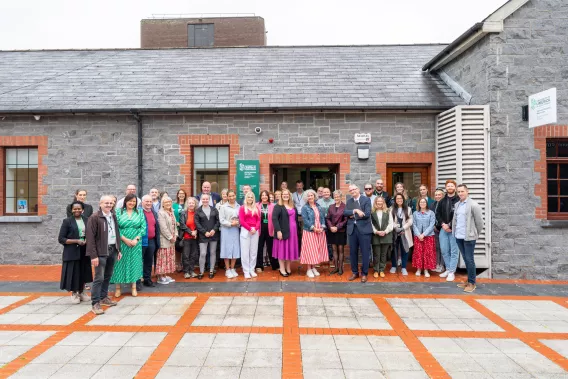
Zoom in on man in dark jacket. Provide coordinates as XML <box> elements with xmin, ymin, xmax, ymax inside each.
<box><xmin>140</xmin><ymin>195</ymin><xmax>161</xmax><ymax>288</ymax></box>
<box><xmin>435</xmin><ymin>180</ymin><xmax>460</xmax><ymax>282</ymax></box>
<box><xmin>373</xmin><ymin>179</ymin><xmax>392</xmax><ymax>207</ymax></box>
<box><xmin>343</xmin><ymin>184</ymin><xmax>373</xmax><ymax>283</ymax></box>
<box><xmin>86</xmin><ymin>195</ymin><xmax>122</xmax><ymax>315</ymax></box>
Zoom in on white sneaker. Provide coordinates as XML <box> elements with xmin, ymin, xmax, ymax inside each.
<box><xmin>158</xmin><ymin>277</ymin><xmax>169</xmax><ymax>285</ymax></box>
<box><xmin>415</xmin><ymin>269</ymin><xmax>421</xmax><ymax>276</ymax></box>
<box><xmin>79</xmin><ymin>292</ymin><xmax>91</xmax><ymax>302</ymax></box>
<box><xmin>390</xmin><ymin>267</ymin><xmax>397</xmax><ymax>274</ymax></box>
<box><xmin>312</xmin><ymin>268</ymin><xmax>320</xmax><ymax>276</ymax></box>
<box><xmin>232</xmin><ymin>269</ymin><xmax>238</xmax><ymax>277</ymax></box>
<box><xmin>446</xmin><ymin>272</ymin><xmax>455</xmax><ymax>282</ymax></box>
<box><xmin>439</xmin><ymin>270</ymin><xmax>449</xmax><ymax>278</ymax></box>
<box><xmin>401</xmin><ymin>269</ymin><xmax>408</xmax><ymax>276</ymax></box>
<box><xmin>250</xmin><ymin>272</ymin><xmax>258</xmax><ymax>278</ymax></box>
<box><xmin>424</xmin><ymin>270</ymin><xmax>430</xmax><ymax>278</ymax></box>
<box><xmin>71</xmin><ymin>292</ymin><xmax>80</xmax><ymax>304</ymax></box>
<box><xmin>244</xmin><ymin>273</ymin><xmax>251</xmax><ymax>279</ymax></box>
<box><xmin>226</xmin><ymin>270</ymin><xmax>234</xmax><ymax>279</ymax></box>
<box><xmin>306</xmin><ymin>269</ymin><xmax>315</xmax><ymax>278</ymax></box>
<box><xmin>166</xmin><ymin>276</ymin><xmax>175</xmax><ymax>283</ymax></box>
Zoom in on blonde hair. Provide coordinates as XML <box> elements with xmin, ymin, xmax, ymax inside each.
<box><xmin>244</xmin><ymin>191</ymin><xmax>258</xmax><ymax>215</ymax></box>
<box><xmin>161</xmin><ymin>196</ymin><xmax>173</xmax><ymax>211</ymax></box>
<box><xmin>278</xmin><ymin>189</ymin><xmax>294</xmax><ymax>207</ymax></box>
<box><xmin>185</xmin><ymin>197</ymin><xmax>198</xmax><ymax>210</ymax></box>
<box><xmin>372</xmin><ymin>196</ymin><xmax>388</xmax><ymax>212</ymax></box>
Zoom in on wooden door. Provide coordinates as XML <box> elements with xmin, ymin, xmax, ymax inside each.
<box><xmin>387</xmin><ymin>165</ymin><xmax>430</xmax><ymax>200</ymax></box>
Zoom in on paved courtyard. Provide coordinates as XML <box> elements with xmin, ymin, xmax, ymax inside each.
<box><xmin>1</xmin><ymin>291</ymin><xmax>568</xmax><ymax>379</ymax></box>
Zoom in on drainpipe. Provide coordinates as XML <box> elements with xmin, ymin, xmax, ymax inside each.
<box><xmin>131</xmin><ymin>111</ymin><xmax>143</xmax><ymax>196</ymax></box>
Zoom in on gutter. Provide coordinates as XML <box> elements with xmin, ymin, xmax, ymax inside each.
<box><xmin>422</xmin><ymin>0</ymin><xmax>529</xmax><ymax>72</ymax></box>
<box><xmin>130</xmin><ymin>111</ymin><xmax>144</xmax><ymax>197</ymax></box>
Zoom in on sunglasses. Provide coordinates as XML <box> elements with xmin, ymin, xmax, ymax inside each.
<box><xmin>364</xmin><ymin>188</ymin><xmax>372</xmax><ymax>190</ymax></box>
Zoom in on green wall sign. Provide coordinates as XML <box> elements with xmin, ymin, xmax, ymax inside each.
<box><xmin>236</xmin><ymin>160</ymin><xmax>260</xmax><ymax>201</ymax></box>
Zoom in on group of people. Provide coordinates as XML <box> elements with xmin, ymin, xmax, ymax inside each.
<box><xmin>57</xmin><ymin>178</ymin><xmax>483</xmax><ymax>315</ymax></box>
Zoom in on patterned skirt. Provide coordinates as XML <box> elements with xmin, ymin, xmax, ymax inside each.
<box><xmin>412</xmin><ymin>235</ymin><xmax>437</xmax><ymax>270</ymax></box>
<box><xmin>300</xmin><ymin>230</ymin><xmax>329</xmax><ymax>265</ymax></box>
<box><xmin>156</xmin><ymin>246</ymin><xmax>176</xmax><ymax>275</ymax></box>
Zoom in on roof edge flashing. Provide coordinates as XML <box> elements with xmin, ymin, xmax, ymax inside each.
<box><xmin>422</xmin><ymin>0</ymin><xmax>529</xmax><ymax>72</ymax></box>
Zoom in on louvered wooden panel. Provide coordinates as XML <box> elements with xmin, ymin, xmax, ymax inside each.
<box><xmin>436</xmin><ymin>106</ymin><xmax>491</xmax><ymax>271</ymax></box>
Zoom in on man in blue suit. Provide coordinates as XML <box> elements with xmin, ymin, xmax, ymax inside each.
<box><xmin>343</xmin><ymin>184</ymin><xmax>373</xmax><ymax>283</ymax></box>
<box><xmin>195</xmin><ymin>181</ymin><xmax>221</xmax><ymax>206</ymax></box>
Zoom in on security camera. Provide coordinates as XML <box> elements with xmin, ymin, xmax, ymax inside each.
<box><xmin>254</xmin><ymin>126</ymin><xmax>262</xmax><ymax>134</ymax></box>
<box><xmin>33</xmin><ymin>115</ymin><xmax>41</xmax><ymax>121</ymax></box>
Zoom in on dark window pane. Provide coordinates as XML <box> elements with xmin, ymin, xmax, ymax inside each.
<box><xmin>546</xmin><ymin>141</ymin><xmax>556</xmax><ymax>157</ymax></box>
<box><xmin>559</xmin><ymin>141</ymin><xmax>568</xmax><ymax>158</ymax></box>
<box><xmin>548</xmin><ymin>164</ymin><xmax>558</xmax><ymax>179</ymax></box>
<box><xmin>548</xmin><ymin>197</ymin><xmax>559</xmax><ymax>212</ymax></box>
<box><xmin>560</xmin><ymin>198</ymin><xmax>568</xmax><ymax>212</ymax></box>
<box><xmin>560</xmin><ymin>164</ymin><xmax>568</xmax><ymax>179</ymax></box>
<box><xmin>548</xmin><ymin>180</ymin><xmax>558</xmax><ymax>195</ymax></box>
<box><xmin>561</xmin><ymin>181</ymin><xmax>568</xmax><ymax>196</ymax></box>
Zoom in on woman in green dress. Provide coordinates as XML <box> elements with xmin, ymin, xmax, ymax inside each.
<box><xmin>111</xmin><ymin>194</ymin><xmax>145</xmax><ymax>297</ymax></box>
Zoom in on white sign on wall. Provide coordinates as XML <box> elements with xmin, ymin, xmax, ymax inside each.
<box><xmin>529</xmin><ymin>88</ymin><xmax>557</xmax><ymax>128</ymax></box>
<box><xmin>354</xmin><ymin>133</ymin><xmax>371</xmax><ymax>143</ymax></box>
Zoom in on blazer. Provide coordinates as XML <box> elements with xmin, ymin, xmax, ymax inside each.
<box><xmin>195</xmin><ymin>192</ymin><xmax>221</xmax><ymax>207</ymax></box>
<box><xmin>142</xmin><ymin>207</ymin><xmax>161</xmax><ymax>249</ymax></box>
<box><xmin>325</xmin><ymin>202</ymin><xmax>347</xmax><ymax>232</ymax></box>
<box><xmin>158</xmin><ymin>209</ymin><xmax>177</xmax><ymax>249</ymax></box>
<box><xmin>371</xmin><ymin>210</ymin><xmax>394</xmax><ymax>245</ymax></box>
<box><xmin>58</xmin><ymin>215</ymin><xmax>89</xmax><ymax>261</ymax></box>
<box><xmin>272</xmin><ymin>204</ymin><xmax>299</xmax><ymax>240</ymax></box>
<box><xmin>194</xmin><ymin>206</ymin><xmax>221</xmax><ymax>242</ymax></box>
<box><xmin>343</xmin><ymin>196</ymin><xmax>373</xmax><ymax>235</ymax></box>
<box><xmin>451</xmin><ymin>198</ymin><xmax>484</xmax><ymax>241</ymax></box>
<box><xmin>257</xmin><ymin>202</ymin><xmax>275</xmax><ymax>237</ymax></box>
<box><xmin>301</xmin><ymin>203</ymin><xmax>326</xmax><ymax>231</ymax></box>
<box><xmin>66</xmin><ymin>203</ymin><xmax>94</xmax><ymax>218</ymax></box>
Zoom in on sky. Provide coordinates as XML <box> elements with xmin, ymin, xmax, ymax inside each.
<box><xmin>0</xmin><ymin>0</ymin><xmax>509</xmax><ymax>50</ymax></box>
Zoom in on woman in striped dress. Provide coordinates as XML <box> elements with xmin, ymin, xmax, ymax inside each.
<box><xmin>300</xmin><ymin>189</ymin><xmax>329</xmax><ymax>278</ymax></box>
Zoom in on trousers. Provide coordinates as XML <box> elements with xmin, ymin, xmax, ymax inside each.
<box><xmin>199</xmin><ymin>241</ymin><xmax>217</xmax><ymax>274</ymax></box>
<box><xmin>348</xmin><ymin>227</ymin><xmax>371</xmax><ymax>276</ymax></box>
<box><xmin>91</xmin><ymin>246</ymin><xmax>117</xmax><ymax>306</ymax></box>
<box><xmin>241</xmin><ymin>231</ymin><xmax>260</xmax><ymax>275</ymax></box>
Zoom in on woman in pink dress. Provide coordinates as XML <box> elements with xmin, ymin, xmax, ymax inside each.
<box><xmin>300</xmin><ymin>190</ymin><xmax>329</xmax><ymax>278</ymax></box>
<box><xmin>271</xmin><ymin>189</ymin><xmax>299</xmax><ymax>277</ymax></box>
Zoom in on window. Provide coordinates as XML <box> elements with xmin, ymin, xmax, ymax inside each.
<box><xmin>546</xmin><ymin>139</ymin><xmax>568</xmax><ymax>219</ymax></box>
<box><xmin>188</xmin><ymin>24</ymin><xmax>214</xmax><ymax>47</ymax></box>
<box><xmin>193</xmin><ymin>146</ymin><xmax>229</xmax><ymax>195</ymax></box>
<box><xmin>5</xmin><ymin>148</ymin><xmax>38</xmax><ymax>214</ymax></box>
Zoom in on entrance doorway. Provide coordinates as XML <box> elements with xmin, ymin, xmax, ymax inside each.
<box><xmin>271</xmin><ymin>165</ymin><xmax>339</xmax><ymax>192</ymax></box>
<box><xmin>387</xmin><ymin>165</ymin><xmax>431</xmax><ymax>199</ymax></box>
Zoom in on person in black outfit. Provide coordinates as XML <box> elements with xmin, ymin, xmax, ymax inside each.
<box><xmin>59</xmin><ymin>201</ymin><xmax>93</xmax><ymax>304</ymax></box>
<box><xmin>194</xmin><ymin>193</ymin><xmax>221</xmax><ymax>279</ymax></box>
<box><xmin>66</xmin><ymin>189</ymin><xmax>94</xmax><ymax>218</ymax></box>
<box><xmin>256</xmin><ymin>190</ymin><xmax>278</xmax><ymax>271</ymax></box>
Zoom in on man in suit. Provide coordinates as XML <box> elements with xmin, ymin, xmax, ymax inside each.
<box><xmin>195</xmin><ymin>181</ymin><xmax>221</xmax><ymax>206</ymax></box>
<box><xmin>343</xmin><ymin>184</ymin><xmax>373</xmax><ymax>283</ymax></box>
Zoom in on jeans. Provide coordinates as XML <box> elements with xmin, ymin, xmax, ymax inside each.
<box><xmin>393</xmin><ymin>237</ymin><xmax>408</xmax><ymax>269</ymax></box>
<box><xmin>439</xmin><ymin>229</ymin><xmax>459</xmax><ymax>272</ymax></box>
<box><xmin>348</xmin><ymin>227</ymin><xmax>371</xmax><ymax>276</ymax></box>
<box><xmin>142</xmin><ymin>239</ymin><xmax>157</xmax><ymax>282</ymax></box>
<box><xmin>456</xmin><ymin>239</ymin><xmax>477</xmax><ymax>284</ymax></box>
<box><xmin>199</xmin><ymin>241</ymin><xmax>217</xmax><ymax>274</ymax></box>
<box><xmin>91</xmin><ymin>246</ymin><xmax>117</xmax><ymax>306</ymax></box>
<box><xmin>182</xmin><ymin>239</ymin><xmax>199</xmax><ymax>274</ymax></box>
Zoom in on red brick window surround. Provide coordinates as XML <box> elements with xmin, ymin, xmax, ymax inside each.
<box><xmin>534</xmin><ymin>125</ymin><xmax>568</xmax><ymax>220</ymax></box>
<box><xmin>178</xmin><ymin>134</ymin><xmax>239</xmax><ymax>196</ymax></box>
<box><xmin>376</xmin><ymin>152</ymin><xmax>436</xmax><ymax>195</ymax></box>
<box><xmin>0</xmin><ymin>136</ymin><xmax>48</xmax><ymax>216</ymax></box>
<box><xmin>258</xmin><ymin>153</ymin><xmax>351</xmax><ymax>198</ymax></box>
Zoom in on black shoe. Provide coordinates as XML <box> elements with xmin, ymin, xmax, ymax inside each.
<box><xmin>143</xmin><ymin>280</ymin><xmax>155</xmax><ymax>287</ymax></box>
<box><xmin>136</xmin><ymin>282</ymin><xmax>142</xmax><ymax>292</ymax></box>
<box><xmin>209</xmin><ymin>272</ymin><xmax>215</xmax><ymax>279</ymax></box>
<box><xmin>279</xmin><ymin>270</ymin><xmax>289</xmax><ymax>277</ymax></box>
<box><xmin>198</xmin><ymin>274</ymin><xmax>203</xmax><ymax>280</ymax></box>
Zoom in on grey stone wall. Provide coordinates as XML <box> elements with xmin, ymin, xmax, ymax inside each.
<box><xmin>0</xmin><ymin>112</ymin><xmax>436</xmax><ymax>264</ymax></box>
<box><xmin>441</xmin><ymin>0</ymin><xmax>568</xmax><ymax>279</ymax></box>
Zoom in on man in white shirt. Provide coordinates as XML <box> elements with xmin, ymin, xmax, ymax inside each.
<box><xmin>116</xmin><ymin>184</ymin><xmax>142</xmax><ymax>209</ymax></box>
<box><xmin>292</xmin><ymin>180</ymin><xmax>305</xmax><ymax>214</ymax></box>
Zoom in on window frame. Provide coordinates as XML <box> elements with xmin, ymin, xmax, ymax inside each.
<box><xmin>3</xmin><ymin>146</ymin><xmax>39</xmax><ymax>216</ymax></box>
<box><xmin>191</xmin><ymin>145</ymin><xmax>230</xmax><ymax>196</ymax></box>
<box><xmin>546</xmin><ymin>139</ymin><xmax>568</xmax><ymax>220</ymax></box>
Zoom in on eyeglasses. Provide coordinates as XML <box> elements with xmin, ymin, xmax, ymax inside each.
<box><xmin>365</xmin><ymin>188</ymin><xmax>372</xmax><ymax>191</ymax></box>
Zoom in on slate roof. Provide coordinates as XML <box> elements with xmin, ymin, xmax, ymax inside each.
<box><xmin>0</xmin><ymin>45</ymin><xmax>463</xmax><ymax>113</ymax></box>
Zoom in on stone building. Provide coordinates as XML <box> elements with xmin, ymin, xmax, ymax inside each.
<box><xmin>0</xmin><ymin>0</ymin><xmax>566</xmax><ymax>279</ymax></box>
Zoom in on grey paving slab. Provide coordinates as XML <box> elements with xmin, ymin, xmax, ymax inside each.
<box><xmin>2</xmin><ymin>280</ymin><xmax>568</xmax><ymax>297</ymax></box>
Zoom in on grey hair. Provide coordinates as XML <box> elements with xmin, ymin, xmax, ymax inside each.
<box><xmin>302</xmin><ymin>189</ymin><xmax>318</xmax><ymax>203</ymax></box>
<box><xmin>141</xmin><ymin>195</ymin><xmax>152</xmax><ymax>202</ymax></box>
<box><xmin>332</xmin><ymin>190</ymin><xmax>342</xmax><ymax>198</ymax></box>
